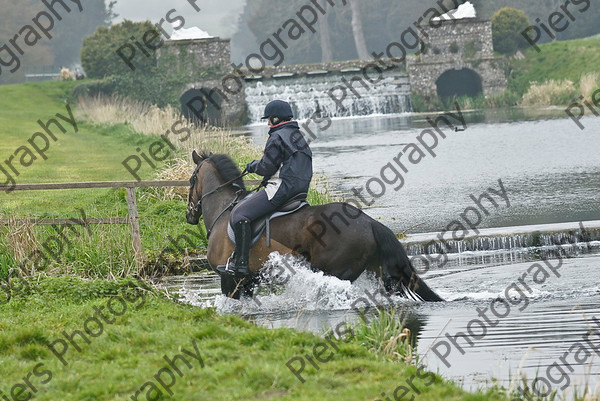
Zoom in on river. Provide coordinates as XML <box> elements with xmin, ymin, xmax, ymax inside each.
<box><xmin>163</xmin><ymin>108</ymin><xmax>600</xmax><ymax>398</ymax></box>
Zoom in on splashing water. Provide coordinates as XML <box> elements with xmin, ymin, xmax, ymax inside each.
<box><xmin>176</xmin><ymin>252</ymin><xmax>406</xmax><ymax>315</ymax></box>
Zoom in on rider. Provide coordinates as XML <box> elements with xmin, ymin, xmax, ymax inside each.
<box><xmin>216</xmin><ymin>100</ymin><xmax>313</xmax><ymax>276</ymax></box>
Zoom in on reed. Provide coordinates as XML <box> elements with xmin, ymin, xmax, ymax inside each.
<box><xmin>5</xmin><ymin>219</ymin><xmax>38</xmax><ymax>275</ymax></box>
<box><xmin>522</xmin><ymin>80</ymin><xmax>578</xmax><ymax>106</ymax></box>
<box><xmin>579</xmin><ymin>72</ymin><xmax>600</xmax><ymax>103</ymax></box>
<box><xmin>352</xmin><ymin>307</ymin><xmax>415</xmax><ymax>363</ymax></box>
<box><xmin>76</xmin><ymin>95</ymin><xmax>180</xmax><ymax>136</ymax></box>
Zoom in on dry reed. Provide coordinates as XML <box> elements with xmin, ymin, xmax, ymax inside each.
<box><xmin>522</xmin><ymin>79</ymin><xmax>578</xmax><ymax>106</ymax></box>
<box><xmin>5</xmin><ymin>219</ymin><xmax>38</xmax><ymax>274</ymax></box>
<box><xmin>580</xmin><ymin>72</ymin><xmax>600</xmax><ymax>102</ymax></box>
<box><xmin>77</xmin><ymin>95</ymin><xmax>182</xmax><ymax>136</ymax></box>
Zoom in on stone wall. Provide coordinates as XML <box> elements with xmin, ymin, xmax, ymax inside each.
<box><xmin>182</xmin><ymin>79</ymin><xmax>247</xmax><ymax>127</ymax></box>
<box><xmin>158</xmin><ymin>38</ymin><xmax>231</xmax><ymax>75</ymax></box>
<box><xmin>158</xmin><ymin>21</ymin><xmax>509</xmax><ymax>126</ymax></box>
<box><xmin>420</xmin><ymin>19</ymin><xmax>494</xmax><ymax>63</ymax></box>
<box><xmin>251</xmin><ymin>59</ymin><xmax>402</xmax><ymax>79</ymax></box>
<box><xmin>407</xmin><ymin>19</ymin><xmax>507</xmax><ymax>99</ymax></box>
<box><xmin>158</xmin><ymin>38</ymin><xmax>247</xmax><ymax>126</ymax></box>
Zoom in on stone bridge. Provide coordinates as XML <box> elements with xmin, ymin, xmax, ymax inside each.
<box><xmin>244</xmin><ymin>59</ymin><xmax>403</xmax><ymax>80</ymax></box>
<box><xmin>158</xmin><ymin>18</ymin><xmax>507</xmax><ymax>126</ymax></box>
<box><xmin>406</xmin><ymin>19</ymin><xmax>507</xmax><ymax>101</ymax></box>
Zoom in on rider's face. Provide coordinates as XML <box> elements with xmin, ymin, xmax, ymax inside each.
<box><xmin>268</xmin><ymin>118</ymin><xmax>274</xmax><ymax>126</ymax></box>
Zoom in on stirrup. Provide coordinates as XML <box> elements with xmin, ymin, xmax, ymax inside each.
<box><xmin>216</xmin><ymin>256</ymin><xmax>236</xmax><ymax>276</ymax></box>
<box><xmin>216</xmin><ymin>256</ymin><xmax>250</xmax><ymax>277</ymax></box>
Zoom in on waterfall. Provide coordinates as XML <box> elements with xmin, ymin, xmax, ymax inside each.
<box><xmin>244</xmin><ymin>71</ymin><xmax>412</xmax><ymax>122</ymax></box>
<box><xmin>404</xmin><ymin>222</ymin><xmax>600</xmax><ymax>271</ymax></box>
<box><xmin>406</xmin><ymin>230</ymin><xmax>600</xmax><ymax>256</ymax></box>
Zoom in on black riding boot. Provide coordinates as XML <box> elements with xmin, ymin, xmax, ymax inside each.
<box><xmin>216</xmin><ymin>220</ymin><xmax>251</xmax><ymax>276</ymax></box>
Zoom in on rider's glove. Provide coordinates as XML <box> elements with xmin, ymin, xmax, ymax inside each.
<box><xmin>246</xmin><ymin>160</ymin><xmax>258</xmax><ymax>173</ymax></box>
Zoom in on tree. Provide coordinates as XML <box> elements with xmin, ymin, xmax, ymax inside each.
<box><xmin>0</xmin><ymin>0</ymin><xmax>118</xmax><ymax>85</ymax></box>
<box><xmin>52</xmin><ymin>0</ymin><xmax>114</xmax><ymax>66</ymax></box>
<box><xmin>80</xmin><ymin>20</ymin><xmax>158</xmax><ymax>79</ymax></box>
<box><xmin>318</xmin><ymin>9</ymin><xmax>333</xmax><ymax>62</ymax></box>
<box><xmin>348</xmin><ymin>0</ymin><xmax>369</xmax><ymax>59</ymax></box>
<box><xmin>491</xmin><ymin>7</ymin><xmax>531</xmax><ymax>54</ymax></box>
<box><xmin>245</xmin><ymin>0</ymin><xmax>322</xmax><ymax>65</ymax></box>
<box><xmin>105</xmin><ymin>1</ymin><xmax>119</xmax><ymax>26</ymax></box>
<box><xmin>477</xmin><ymin>0</ymin><xmax>599</xmax><ymax>41</ymax></box>
<box><xmin>0</xmin><ymin>0</ymin><xmax>55</xmax><ymax>84</ymax></box>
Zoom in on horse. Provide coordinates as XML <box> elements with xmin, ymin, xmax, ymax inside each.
<box><xmin>186</xmin><ymin>150</ymin><xmax>443</xmax><ymax>302</ymax></box>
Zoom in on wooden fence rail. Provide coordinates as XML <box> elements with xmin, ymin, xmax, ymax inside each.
<box><xmin>0</xmin><ymin>180</ymin><xmax>259</xmax><ymax>270</ymax></box>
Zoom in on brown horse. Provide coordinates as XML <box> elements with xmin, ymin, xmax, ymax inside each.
<box><xmin>186</xmin><ymin>151</ymin><xmax>443</xmax><ymax>302</ymax></box>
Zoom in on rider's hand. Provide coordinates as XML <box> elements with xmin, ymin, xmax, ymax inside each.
<box><xmin>246</xmin><ymin>161</ymin><xmax>258</xmax><ymax>173</ymax></box>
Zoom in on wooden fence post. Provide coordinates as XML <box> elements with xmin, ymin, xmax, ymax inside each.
<box><xmin>125</xmin><ymin>187</ymin><xmax>144</xmax><ymax>271</ymax></box>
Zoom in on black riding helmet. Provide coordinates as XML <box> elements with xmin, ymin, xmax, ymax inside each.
<box><xmin>261</xmin><ymin>100</ymin><xmax>293</xmax><ymax>124</ymax></box>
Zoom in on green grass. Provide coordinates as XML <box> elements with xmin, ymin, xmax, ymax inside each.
<box><xmin>509</xmin><ymin>36</ymin><xmax>600</xmax><ymax>96</ymax></box>
<box><xmin>0</xmin><ymin>82</ymin><xmax>163</xmax><ymax>214</ymax></box>
<box><xmin>0</xmin><ymin>277</ymin><xmax>511</xmax><ymax>401</ymax></box>
<box><xmin>0</xmin><ymin>81</ymin><xmax>336</xmax><ymax>280</ymax></box>
<box><xmin>0</xmin><ymin>82</ymin><xmax>201</xmax><ymax>278</ymax></box>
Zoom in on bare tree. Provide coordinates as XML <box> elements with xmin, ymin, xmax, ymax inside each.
<box><xmin>348</xmin><ymin>0</ymin><xmax>369</xmax><ymax>59</ymax></box>
<box><xmin>318</xmin><ymin>8</ymin><xmax>333</xmax><ymax>62</ymax></box>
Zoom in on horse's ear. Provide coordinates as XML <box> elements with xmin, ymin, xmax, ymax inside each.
<box><xmin>192</xmin><ymin>150</ymin><xmax>201</xmax><ymax>165</ymax></box>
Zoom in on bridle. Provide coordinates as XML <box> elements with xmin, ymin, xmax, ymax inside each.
<box><xmin>188</xmin><ymin>160</ymin><xmax>248</xmax><ymax>237</ymax></box>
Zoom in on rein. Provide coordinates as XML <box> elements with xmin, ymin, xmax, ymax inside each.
<box><xmin>189</xmin><ymin>166</ymin><xmax>249</xmax><ymax>238</ymax></box>
<box><xmin>204</xmin><ymin>191</ymin><xmax>243</xmax><ymax>238</ymax></box>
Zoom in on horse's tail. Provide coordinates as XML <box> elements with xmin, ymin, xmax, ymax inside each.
<box><xmin>371</xmin><ymin>221</ymin><xmax>444</xmax><ymax>302</ymax></box>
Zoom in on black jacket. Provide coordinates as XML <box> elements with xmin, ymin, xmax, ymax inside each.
<box><xmin>248</xmin><ymin>121</ymin><xmax>313</xmax><ymax>205</ymax></box>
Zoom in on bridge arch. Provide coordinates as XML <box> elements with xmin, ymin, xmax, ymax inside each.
<box><xmin>435</xmin><ymin>68</ymin><xmax>483</xmax><ymax>99</ymax></box>
<box><xmin>180</xmin><ymin>88</ymin><xmax>222</xmax><ymax>125</ymax></box>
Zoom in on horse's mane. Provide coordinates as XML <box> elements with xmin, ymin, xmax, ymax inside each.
<box><xmin>200</xmin><ymin>152</ymin><xmax>246</xmax><ymax>191</ymax></box>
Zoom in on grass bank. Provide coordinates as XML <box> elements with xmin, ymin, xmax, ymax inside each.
<box><xmin>508</xmin><ymin>36</ymin><xmax>600</xmax><ymax>98</ymax></box>
<box><xmin>0</xmin><ymin>276</ymin><xmax>510</xmax><ymax>401</ymax></box>
<box><xmin>0</xmin><ymin>82</ymin><xmax>196</xmax><ymax>279</ymax></box>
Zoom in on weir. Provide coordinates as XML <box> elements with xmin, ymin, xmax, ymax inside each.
<box><xmin>405</xmin><ymin>221</ymin><xmax>600</xmax><ymax>271</ymax></box>
<box><xmin>244</xmin><ymin>69</ymin><xmax>412</xmax><ymax>122</ymax></box>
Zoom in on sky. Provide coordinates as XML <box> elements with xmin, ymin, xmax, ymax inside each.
<box><xmin>112</xmin><ymin>0</ymin><xmax>247</xmax><ymax>38</ymax></box>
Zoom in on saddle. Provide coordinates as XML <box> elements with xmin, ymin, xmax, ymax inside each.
<box><xmin>227</xmin><ymin>193</ymin><xmax>309</xmax><ymax>247</ymax></box>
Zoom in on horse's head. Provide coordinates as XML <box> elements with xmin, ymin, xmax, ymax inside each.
<box><xmin>186</xmin><ymin>150</ymin><xmax>247</xmax><ymax>225</ymax></box>
<box><xmin>186</xmin><ymin>150</ymin><xmax>208</xmax><ymax>225</ymax></box>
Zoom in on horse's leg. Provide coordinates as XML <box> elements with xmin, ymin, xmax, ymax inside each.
<box><xmin>206</xmin><ymin>219</ymin><xmax>235</xmax><ymax>268</ymax></box>
<box><xmin>208</xmin><ymin>217</ymin><xmax>300</xmax><ymax>299</ymax></box>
